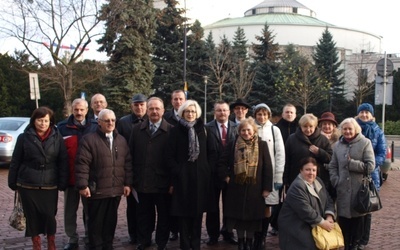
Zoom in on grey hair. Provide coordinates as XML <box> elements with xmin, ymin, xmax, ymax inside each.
<box><xmin>339</xmin><ymin>117</ymin><xmax>362</xmax><ymax>134</ymax></box>
<box><xmin>98</xmin><ymin>109</ymin><xmax>115</xmax><ymax>120</ymax></box>
<box><xmin>178</xmin><ymin>100</ymin><xmax>202</xmax><ymax>119</ymax></box>
<box><xmin>72</xmin><ymin>98</ymin><xmax>88</xmax><ymax>108</ymax></box>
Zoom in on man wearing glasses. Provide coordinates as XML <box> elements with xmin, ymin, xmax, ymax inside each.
<box><xmin>205</xmin><ymin>101</ymin><xmax>239</xmax><ymax>245</ymax></box>
<box><xmin>229</xmin><ymin>99</ymin><xmax>251</xmax><ymax>124</ymax></box>
<box><xmin>75</xmin><ymin>109</ymin><xmax>133</xmax><ymax>250</ymax></box>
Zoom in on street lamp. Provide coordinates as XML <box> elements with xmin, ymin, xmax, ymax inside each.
<box><xmin>203</xmin><ymin>76</ymin><xmax>208</xmax><ymax>123</ymax></box>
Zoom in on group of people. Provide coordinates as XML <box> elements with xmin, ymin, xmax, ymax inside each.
<box><xmin>7</xmin><ymin>89</ymin><xmax>386</xmax><ymax>250</ymax></box>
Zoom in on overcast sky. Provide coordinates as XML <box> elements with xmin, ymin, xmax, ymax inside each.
<box><xmin>1</xmin><ymin>0</ymin><xmax>398</xmax><ymax>60</ymax></box>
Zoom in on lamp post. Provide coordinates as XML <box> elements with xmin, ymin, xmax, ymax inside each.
<box><xmin>183</xmin><ymin>0</ymin><xmax>187</xmax><ymax>96</ymax></box>
<box><xmin>203</xmin><ymin>76</ymin><xmax>208</xmax><ymax>123</ymax></box>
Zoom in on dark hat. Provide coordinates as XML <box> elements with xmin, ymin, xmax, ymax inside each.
<box><xmin>357</xmin><ymin>103</ymin><xmax>374</xmax><ymax>116</ymax></box>
<box><xmin>229</xmin><ymin>98</ymin><xmax>251</xmax><ymax>110</ymax></box>
<box><xmin>318</xmin><ymin>112</ymin><xmax>338</xmax><ymax>126</ymax></box>
<box><xmin>131</xmin><ymin>94</ymin><xmax>147</xmax><ymax>103</ymax></box>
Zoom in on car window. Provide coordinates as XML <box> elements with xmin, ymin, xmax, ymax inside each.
<box><xmin>0</xmin><ymin>121</ymin><xmax>26</xmax><ymax>131</ymax></box>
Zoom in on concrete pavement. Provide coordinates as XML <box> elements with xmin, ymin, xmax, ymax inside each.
<box><xmin>1</xmin><ymin>136</ymin><xmax>400</xmax><ymax>249</ymax></box>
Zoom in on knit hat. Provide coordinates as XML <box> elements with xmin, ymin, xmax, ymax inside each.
<box><xmin>254</xmin><ymin>103</ymin><xmax>271</xmax><ymax>114</ymax></box>
<box><xmin>357</xmin><ymin>103</ymin><xmax>374</xmax><ymax>116</ymax></box>
<box><xmin>318</xmin><ymin>112</ymin><xmax>338</xmax><ymax>126</ymax></box>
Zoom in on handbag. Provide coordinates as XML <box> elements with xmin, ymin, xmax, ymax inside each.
<box><xmin>353</xmin><ymin>167</ymin><xmax>383</xmax><ymax>213</ymax></box>
<box><xmin>312</xmin><ymin>222</ymin><xmax>344</xmax><ymax>250</ymax></box>
<box><xmin>9</xmin><ymin>191</ymin><xmax>26</xmax><ymax>231</ymax></box>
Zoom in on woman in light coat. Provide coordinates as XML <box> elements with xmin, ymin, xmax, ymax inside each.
<box><xmin>253</xmin><ymin>103</ymin><xmax>285</xmax><ymax>248</ymax></box>
<box><xmin>329</xmin><ymin>118</ymin><xmax>375</xmax><ymax>250</ymax></box>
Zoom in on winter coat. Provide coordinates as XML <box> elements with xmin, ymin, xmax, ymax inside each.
<box><xmin>278</xmin><ymin>176</ymin><xmax>335</xmax><ymax>250</ymax></box>
<box><xmin>275</xmin><ymin>118</ymin><xmax>298</xmax><ymax>143</ymax></box>
<box><xmin>75</xmin><ymin>128</ymin><xmax>133</xmax><ymax>199</ymax></box>
<box><xmin>57</xmin><ymin>115</ymin><xmax>98</xmax><ymax>186</ymax></box>
<box><xmin>129</xmin><ymin>119</ymin><xmax>173</xmax><ymax>193</ymax></box>
<box><xmin>356</xmin><ymin>118</ymin><xmax>386</xmax><ymax>189</ymax></box>
<box><xmin>163</xmin><ymin>109</ymin><xmax>180</xmax><ymax>126</ymax></box>
<box><xmin>218</xmin><ymin>137</ymin><xmax>273</xmax><ymax>221</ymax></box>
<box><xmin>8</xmin><ymin>125</ymin><xmax>68</xmax><ymax>191</ymax></box>
<box><xmin>257</xmin><ymin>121</ymin><xmax>285</xmax><ymax>205</ymax></box>
<box><xmin>329</xmin><ymin>133</ymin><xmax>375</xmax><ymax>218</ymax></box>
<box><xmin>166</xmin><ymin>119</ymin><xmax>217</xmax><ymax>216</ymax></box>
<box><xmin>117</xmin><ymin>113</ymin><xmax>148</xmax><ymax>142</ymax></box>
<box><xmin>283</xmin><ymin>127</ymin><xmax>332</xmax><ymax>189</ymax></box>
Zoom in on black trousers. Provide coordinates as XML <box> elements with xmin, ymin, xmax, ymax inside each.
<box><xmin>126</xmin><ymin>192</ymin><xmax>139</xmax><ymax>239</ymax></box>
<box><xmin>206</xmin><ymin>185</ymin><xmax>222</xmax><ymax>240</ymax></box>
<box><xmin>87</xmin><ymin>196</ymin><xmax>121</xmax><ymax>250</ymax></box>
<box><xmin>338</xmin><ymin>216</ymin><xmax>364</xmax><ymax>250</ymax></box>
<box><xmin>136</xmin><ymin>192</ymin><xmax>170</xmax><ymax>248</ymax></box>
<box><xmin>179</xmin><ymin>215</ymin><xmax>203</xmax><ymax>250</ymax></box>
<box><xmin>360</xmin><ymin>213</ymin><xmax>372</xmax><ymax>245</ymax></box>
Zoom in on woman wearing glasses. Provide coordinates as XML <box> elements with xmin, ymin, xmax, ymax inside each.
<box><xmin>166</xmin><ymin>100</ymin><xmax>217</xmax><ymax>250</ymax></box>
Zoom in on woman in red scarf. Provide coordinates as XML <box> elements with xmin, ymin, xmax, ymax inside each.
<box><xmin>8</xmin><ymin>107</ymin><xmax>68</xmax><ymax>250</ymax></box>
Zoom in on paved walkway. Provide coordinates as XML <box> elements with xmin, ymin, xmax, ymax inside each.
<box><xmin>1</xmin><ymin>136</ymin><xmax>400</xmax><ymax>249</ymax></box>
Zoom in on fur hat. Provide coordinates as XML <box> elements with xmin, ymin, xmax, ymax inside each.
<box><xmin>318</xmin><ymin>112</ymin><xmax>338</xmax><ymax>126</ymax></box>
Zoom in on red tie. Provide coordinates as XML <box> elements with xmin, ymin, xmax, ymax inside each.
<box><xmin>221</xmin><ymin>124</ymin><xmax>227</xmax><ymax>146</ymax></box>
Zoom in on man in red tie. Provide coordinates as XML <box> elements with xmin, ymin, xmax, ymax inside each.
<box><xmin>205</xmin><ymin>101</ymin><xmax>238</xmax><ymax>245</ymax></box>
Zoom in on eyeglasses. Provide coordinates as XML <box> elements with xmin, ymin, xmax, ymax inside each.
<box><xmin>184</xmin><ymin>110</ymin><xmax>196</xmax><ymax>114</ymax></box>
<box><xmin>234</xmin><ymin>107</ymin><xmax>248</xmax><ymax>111</ymax></box>
<box><xmin>100</xmin><ymin>119</ymin><xmax>116</xmax><ymax>123</ymax></box>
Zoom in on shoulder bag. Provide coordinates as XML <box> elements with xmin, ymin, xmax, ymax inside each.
<box><xmin>9</xmin><ymin>191</ymin><xmax>26</xmax><ymax>231</ymax></box>
<box><xmin>353</xmin><ymin>167</ymin><xmax>383</xmax><ymax>213</ymax></box>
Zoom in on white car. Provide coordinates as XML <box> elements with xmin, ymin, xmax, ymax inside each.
<box><xmin>0</xmin><ymin>117</ymin><xmax>30</xmax><ymax>163</ymax></box>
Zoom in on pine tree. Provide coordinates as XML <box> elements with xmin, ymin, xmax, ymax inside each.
<box><xmin>249</xmin><ymin>23</ymin><xmax>281</xmax><ymax>112</ymax></box>
<box><xmin>312</xmin><ymin>28</ymin><xmax>347</xmax><ymax>118</ymax></box>
<box><xmin>152</xmin><ymin>0</ymin><xmax>187</xmax><ymax>102</ymax></box>
<box><xmin>97</xmin><ymin>0</ymin><xmax>157</xmax><ymax>116</ymax></box>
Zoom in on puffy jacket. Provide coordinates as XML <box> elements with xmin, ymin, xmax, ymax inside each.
<box><xmin>8</xmin><ymin>125</ymin><xmax>69</xmax><ymax>190</ymax></box>
<box><xmin>357</xmin><ymin>118</ymin><xmax>386</xmax><ymax>189</ymax></box>
<box><xmin>57</xmin><ymin>115</ymin><xmax>98</xmax><ymax>186</ymax></box>
<box><xmin>75</xmin><ymin>128</ymin><xmax>133</xmax><ymax>199</ymax></box>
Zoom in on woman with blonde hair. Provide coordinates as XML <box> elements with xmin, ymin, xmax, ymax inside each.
<box><xmin>218</xmin><ymin>117</ymin><xmax>273</xmax><ymax>250</ymax></box>
<box><xmin>283</xmin><ymin>114</ymin><xmax>332</xmax><ymax>193</ymax></box>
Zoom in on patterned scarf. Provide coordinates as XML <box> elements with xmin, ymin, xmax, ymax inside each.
<box><xmin>234</xmin><ymin>135</ymin><xmax>259</xmax><ymax>185</ymax></box>
<box><xmin>179</xmin><ymin>118</ymin><xmax>200</xmax><ymax>162</ymax></box>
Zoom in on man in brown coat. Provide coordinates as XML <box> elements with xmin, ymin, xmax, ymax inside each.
<box><xmin>129</xmin><ymin>97</ymin><xmax>173</xmax><ymax>250</ymax></box>
<box><xmin>75</xmin><ymin>109</ymin><xmax>133</xmax><ymax>250</ymax></box>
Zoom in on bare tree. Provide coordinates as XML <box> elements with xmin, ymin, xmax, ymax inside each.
<box><xmin>206</xmin><ymin>42</ymin><xmax>234</xmax><ymax>100</ymax></box>
<box><xmin>0</xmin><ymin>0</ymin><xmax>102</xmax><ymax>116</ymax></box>
<box><xmin>345</xmin><ymin>51</ymin><xmax>378</xmax><ymax>107</ymax></box>
<box><xmin>230</xmin><ymin>59</ymin><xmax>254</xmax><ymax>99</ymax></box>
<box><xmin>277</xmin><ymin>61</ymin><xmax>329</xmax><ymax>114</ymax></box>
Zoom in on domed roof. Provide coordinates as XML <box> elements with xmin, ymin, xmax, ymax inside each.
<box><xmin>244</xmin><ymin>0</ymin><xmax>316</xmax><ymax>17</ymax></box>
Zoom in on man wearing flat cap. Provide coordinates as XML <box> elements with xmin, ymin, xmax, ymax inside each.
<box><xmin>229</xmin><ymin>98</ymin><xmax>251</xmax><ymax>124</ymax></box>
<box><xmin>117</xmin><ymin>93</ymin><xmax>148</xmax><ymax>245</ymax></box>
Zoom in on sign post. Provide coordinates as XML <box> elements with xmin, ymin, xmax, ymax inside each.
<box><xmin>29</xmin><ymin>73</ymin><xmax>40</xmax><ymax>109</ymax></box>
<box><xmin>376</xmin><ymin>53</ymin><xmax>394</xmax><ymax>132</ymax></box>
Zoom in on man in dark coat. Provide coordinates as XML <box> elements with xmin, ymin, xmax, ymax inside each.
<box><xmin>75</xmin><ymin>109</ymin><xmax>133</xmax><ymax>250</ymax></box>
<box><xmin>162</xmin><ymin>89</ymin><xmax>186</xmax><ymax>241</ymax></box>
<box><xmin>275</xmin><ymin>103</ymin><xmax>298</xmax><ymax>143</ymax></box>
<box><xmin>163</xmin><ymin>89</ymin><xmax>186</xmax><ymax>126</ymax></box>
<box><xmin>129</xmin><ymin>97</ymin><xmax>173</xmax><ymax>250</ymax></box>
<box><xmin>57</xmin><ymin>98</ymin><xmax>98</xmax><ymax>250</ymax></box>
<box><xmin>116</xmin><ymin>93</ymin><xmax>147</xmax><ymax>245</ymax></box>
<box><xmin>205</xmin><ymin>101</ymin><xmax>238</xmax><ymax>245</ymax></box>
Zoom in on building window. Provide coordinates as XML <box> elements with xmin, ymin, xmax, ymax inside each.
<box><xmin>269</xmin><ymin>7</ymin><xmax>274</xmax><ymax>13</ymax></box>
<box><xmin>293</xmin><ymin>7</ymin><xmax>298</xmax><ymax>13</ymax></box>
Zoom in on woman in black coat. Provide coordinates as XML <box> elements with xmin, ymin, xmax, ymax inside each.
<box><xmin>8</xmin><ymin>107</ymin><xmax>68</xmax><ymax>250</ymax></box>
<box><xmin>283</xmin><ymin>114</ymin><xmax>332</xmax><ymax>193</ymax></box>
<box><xmin>166</xmin><ymin>100</ymin><xmax>217</xmax><ymax>250</ymax></box>
<box><xmin>218</xmin><ymin>117</ymin><xmax>273</xmax><ymax>250</ymax></box>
